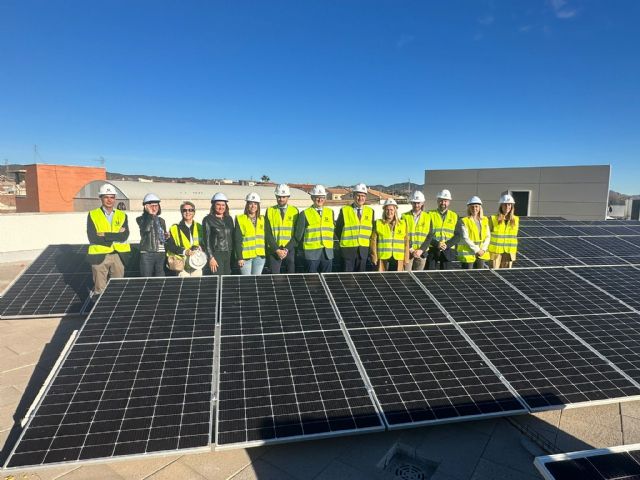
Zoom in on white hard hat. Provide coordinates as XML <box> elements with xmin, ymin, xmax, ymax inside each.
<box><xmin>436</xmin><ymin>189</ymin><xmax>452</xmax><ymax>200</ymax></box>
<box><xmin>187</xmin><ymin>249</ymin><xmax>208</xmax><ymax>270</ymax></box>
<box><xmin>499</xmin><ymin>194</ymin><xmax>515</xmax><ymax>204</ymax></box>
<box><xmin>310</xmin><ymin>184</ymin><xmax>327</xmax><ymax>196</ymax></box>
<box><xmin>245</xmin><ymin>192</ymin><xmax>261</xmax><ymax>203</ymax></box>
<box><xmin>98</xmin><ymin>183</ymin><xmax>117</xmax><ymax>197</ymax></box>
<box><xmin>211</xmin><ymin>192</ymin><xmax>229</xmax><ymax>203</ymax></box>
<box><xmin>467</xmin><ymin>196</ymin><xmax>482</xmax><ymax>205</ymax></box>
<box><xmin>352</xmin><ymin>183</ymin><xmax>368</xmax><ymax>194</ymax></box>
<box><xmin>410</xmin><ymin>191</ymin><xmax>425</xmax><ymax>203</ymax></box>
<box><xmin>142</xmin><ymin>193</ymin><xmax>161</xmax><ymax>205</ymax></box>
<box><xmin>274</xmin><ymin>184</ymin><xmax>291</xmax><ymax>196</ymax></box>
<box><xmin>382</xmin><ymin>198</ymin><xmax>398</xmax><ymax>207</ymax></box>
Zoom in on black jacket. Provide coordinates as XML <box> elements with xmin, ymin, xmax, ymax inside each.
<box><xmin>202</xmin><ymin>214</ymin><xmax>234</xmax><ymax>257</ymax></box>
<box><xmin>136</xmin><ymin>213</ymin><xmax>167</xmax><ymax>253</ymax></box>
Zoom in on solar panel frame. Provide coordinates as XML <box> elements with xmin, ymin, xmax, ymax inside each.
<box><xmin>566</xmin><ymin>265</ymin><xmax>640</xmax><ymax>312</ymax></box>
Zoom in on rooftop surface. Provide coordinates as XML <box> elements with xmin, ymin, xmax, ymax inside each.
<box><xmin>2</xmin><ymin>261</ymin><xmax>640</xmax><ymax>480</ymax></box>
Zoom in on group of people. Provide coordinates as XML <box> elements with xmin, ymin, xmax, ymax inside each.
<box><xmin>85</xmin><ymin>183</ymin><xmax>519</xmax><ymax>296</ymax></box>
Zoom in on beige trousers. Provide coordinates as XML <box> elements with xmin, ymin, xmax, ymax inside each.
<box><xmin>91</xmin><ymin>253</ymin><xmax>125</xmax><ymax>294</ymax></box>
<box><xmin>490</xmin><ymin>252</ymin><xmax>516</xmax><ymax>269</ymax></box>
<box><xmin>405</xmin><ymin>256</ymin><xmax>427</xmax><ymax>271</ymax></box>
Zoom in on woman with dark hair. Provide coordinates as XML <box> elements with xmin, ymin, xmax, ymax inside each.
<box><xmin>136</xmin><ymin>193</ymin><xmax>168</xmax><ymax>277</ymax></box>
<box><xmin>202</xmin><ymin>192</ymin><xmax>234</xmax><ymax>275</ymax></box>
<box><xmin>488</xmin><ymin>193</ymin><xmax>519</xmax><ymax>269</ymax></box>
<box><xmin>235</xmin><ymin>192</ymin><xmax>266</xmax><ymax>275</ymax></box>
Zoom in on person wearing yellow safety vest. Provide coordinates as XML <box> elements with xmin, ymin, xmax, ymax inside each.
<box><xmin>488</xmin><ymin>193</ymin><xmax>519</xmax><ymax>269</ymax></box>
<box><xmin>458</xmin><ymin>196</ymin><xmax>491</xmax><ymax>269</ymax></box>
<box><xmin>335</xmin><ymin>183</ymin><xmax>375</xmax><ymax>272</ymax></box>
<box><xmin>425</xmin><ymin>189</ymin><xmax>462</xmax><ymax>270</ymax></box>
<box><xmin>166</xmin><ymin>201</ymin><xmax>204</xmax><ymax>277</ymax></box>
<box><xmin>86</xmin><ymin>183</ymin><xmax>131</xmax><ymax>297</ymax></box>
<box><xmin>370</xmin><ymin>199</ymin><xmax>410</xmax><ymax>271</ymax></box>
<box><xmin>401</xmin><ymin>190</ymin><xmax>431</xmax><ymax>271</ymax></box>
<box><xmin>265</xmin><ymin>184</ymin><xmax>299</xmax><ymax>274</ymax></box>
<box><xmin>202</xmin><ymin>192</ymin><xmax>234</xmax><ymax>275</ymax></box>
<box><xmin>294</xmin><ymin>185</ymin><xmax>335</xmax><ymax>273</ymax></box>
<box><xmin>235</xmin><ymin>192</ymin><xmax>266</xmax><ymax>275</ymax></box>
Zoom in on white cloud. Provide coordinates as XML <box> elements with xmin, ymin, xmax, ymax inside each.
<box><xmin>548</xmin><ymin>0</ymin><xmax>578</xmax><ymax>19</ymax></box>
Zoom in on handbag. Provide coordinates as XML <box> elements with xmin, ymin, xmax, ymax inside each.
<box><xmin>166</xmin><ymin>225</ymin><xmax>185</xmax><ymax>272</ymax></box>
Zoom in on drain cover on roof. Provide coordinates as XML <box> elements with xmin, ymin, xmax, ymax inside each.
<box><xmin>377</xmin><ymin>442</ymin><xmax>438</xmax><ymax>480</ymax></box>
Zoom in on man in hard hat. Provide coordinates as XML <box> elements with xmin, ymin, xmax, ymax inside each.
<box><xmin>335</xmin><ymin>183</ymin><xmax>375</xmax><ymax>272</ymax></box>
<box><xmin>294</xmin><ymin>185</ymin><xmax>335</xmax><ymax>272</ymax></box>
<box><xmin>202</xmin><ymin>192</ymin><xmax>234</xmax><ymax>275</ymax></box>
<box><xmin>488</xmin><ymin>193</ymin><xmax>519</xmax><ymax>269</ymax></box>
<box><xmin>401</xmin><ymin>190</ymin><xmax>431</xmax><ymax>271</ymax></box>
<box><xmin>136</xmin><ymin>193</ymin><xmax>168</xmax><ymax>277</ymax></box>
<box><xmin>425</xmin><ymin>189</ymin><xmax>461</xmax><ymax>270</ymax></box>
<box><xmin>265</xmin><ymin>184</ymin><xmax>299</xmax><ymax>274</ymax></box>
<box><xmin>86</xmin><ymin>183</ymin><xmax>131</xmax><ymax>297</ymax></box>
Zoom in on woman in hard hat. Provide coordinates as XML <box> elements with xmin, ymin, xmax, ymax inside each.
<box><xmin>235</xmin><ymin>192</ymin><xmax>266</xmax><ymax>275</ymax></box>
<box><xmin>202</xmin><ymin>192</ymin><xmax>234</xmax><ymax>275</ymax></box>
<box><xmin>458</xmin><ymin>196</ymin><xmax>491</xmax><ymax>269</ymax></box>
<box><xmin>165</xmin><ymin>201</ymin><xmax>205</xmax><ymax>277</ymax></box>
<box><xmin>136</xmin><ymin>193</ymin><xmax>168</xmax><ymax>277</ymax></box>
<box><xmin>294</xmin><ymin>185</ymin><xmax>335</xmax><ymax>272</ymax></box>
<box><xmin>370</xmin><ymin>199</ymin><xmax>410</xmax><ymax>271</ymax></box>
<box><xmin>488</xmin><ymin>194</ymin><xmax>519</xmax><ymax>269</ymax></box>
<box><xmin>402</xmin><ymin>190</ymin><xmax>431</xmax><ymax>271</ymax></box>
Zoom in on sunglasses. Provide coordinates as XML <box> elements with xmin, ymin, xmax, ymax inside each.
<box><xmin>182</xmin><ymin>209</ymin><xmax>195</xmax><ymax>212</ymax></box>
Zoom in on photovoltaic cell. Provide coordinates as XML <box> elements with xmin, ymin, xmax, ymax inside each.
<box><xmin>348</xmin><ymin>324</ymin><xmax>525</xmax><ymax>427</ymax></box>
<box><xmin>497</xmin><ymin>268</ymin><xmax>633</xmax><ymax>317</ymax></box>
<box><xmin>412</xmin><ymin>270</ymin><xmax>544</xmax><ymax>323</ymax></box>
<box><xmin>322</xmin><ymin>272</ymin><xmax>449</xmax><ymax>328</ymax></box>
<box><xmin>517</xmin><ymin>237</ymin><xmax>567</xmax><ymax>260</ymax></box>
<box><xmin>621</xmin><ymin>236</ymin><xmax>640</xmax><ymax>248</ymax></box>
<box><xmin>22</xmin><ymin>244</ymin><xmax>90</xmax><ymax>275</ymax></box>
<box><xmin>5</xmin><ymin>337</ymin><xmax>214</xmax><ymax>468</ymax></box>
<box><xmin>536</xmin><ymin>446</ymin><xmax>640</xmax><ymax>480</ymax></box>
<box><xmin>568</xmin><ymin>265</ymin><xmax>640</xmax><ymax>311</ymax></box>
<box><xmin>582</xmin><ymin>237</ymin><xmax>640</xmax><ymax>258</ymax></box>
<box><xmin>77</xmin><ymin>277</ymin><xmax>218</xmax><ymax>344</ymax></box>
<box><xmin>216</xmin><ymin>329</ymin><xmax>383</xmax><ymax>446</ymax></box>
<box><xmin>601</xmin><ymin>226</ymin><xmax>639</xmax><ymax>236</ymax></box>
<box><xmin>459</xmin><ymin>317</ymin><xmax>640</xmax><ymax>409</ymax></box>
<box><xmin>518</xmin><ymin>226</ymin><xmax>556</xmax><ymax>238</ymax></box>
<box><xmin>220</xmin><ymin>275</ymin><xmax>340</xmax><ymax>336</ymax></box>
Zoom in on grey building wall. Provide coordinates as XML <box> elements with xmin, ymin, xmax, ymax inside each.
<box><xmin>424</xmin><ymin>165</ymin><xmax>610</xmax><ymax>220</ymax></box>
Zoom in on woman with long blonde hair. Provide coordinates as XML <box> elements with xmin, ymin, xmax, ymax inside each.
<box><xmin>370</xmin><ymin>199</ymin><xmax>409</xmax><ymax>271</ymax></box>
<box><xmin>488</xmin><ymin>193</ymin><xmax>519</xmax><ymax>269</ymax></box>
<box><xmin>458</xmin><ymin>196</ymin><xmax>490</xmax><ymax>269</ymax></box>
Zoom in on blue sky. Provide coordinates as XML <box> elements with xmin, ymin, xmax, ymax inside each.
<box><xmin>1</xmin><ymin>0</ymin><xmax>638</xmax><ymax>193</ymax></box>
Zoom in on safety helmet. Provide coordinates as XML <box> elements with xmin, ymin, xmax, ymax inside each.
<box><xmin>499</xmin><ymin>194</ymin><xmax>515</xmax><ymax>204</ymax></box>
<box><xmin>436</xmin><ymin>189</ymin><xmax>452</xmax><ymax>200</ymax></box>
<box><xmin>142</xmin><ymin>193</ymin><xmax>161</xmax><ymax>205</ymax></box>
<box><xmin>211</xmin><ymin>192</ymin><xmax>229</xmax><ymax>203</ymax></box>
<box><xmin>274</xmin><ymin>184</ymin><xmax>291</xmax><ymax>196</ymax></box>
<box><xmin>467</xmin><ymin>196</ymin><xmax>482</xmax><ymax>205</ymax></box>
<box><xmin>352</xmin><ymin>183</ymin><xmax>368</xmax><ymax>194</ymax></box>
<box><xmin>382</xmin><ymin>198</ymin><xmax>398</xmax><ymax>208</ymax></box>
<box><xmin>98</xmin><ymin>183</ymin><xmax>117</xmax><ymax>197</ymax></box>
<box><xmin>410</xmin><ymin>191</ymin><xmax>425</xmax><ymax>203</ymax></box>
<box><xmin>310</xmin><ymin>184</ymin><xmax>327</xmax><ymax>196</ymax></box>
<box><xmin>245</xmin><ymin>192</ymin><xmax>261</xmax><ymax>203</ymax></box>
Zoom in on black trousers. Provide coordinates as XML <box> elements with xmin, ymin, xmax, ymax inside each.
<box><xmin>140</xmin><ymin>252</ymin><xmax>166</xmax><ymax>277</ymax></box>
<box><xmin>306</xmin><ymin>257</ymin><xmax>333</xmax><ymax>273</ymax></box>
<box><xmin>426</xmin><ymin>249</ymin><xmax>453</xmax><ymax>270</ymax></box>
<box><xmin>207</xmin><ymin>251</ymin><xmax>232</xmax><ymax>275</ymax></box>
<box><xmin>268</xmin><ymin>247</ymin><xmax>296</xmax><ymax>274</ymax></box>
<box><xmin>342</xmin><ymin>247</ymin><xmax>369</xmax><ymax>272</ymax></box>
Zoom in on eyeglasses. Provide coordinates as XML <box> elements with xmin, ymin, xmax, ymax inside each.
<box><xmin>182</xmin><ymin>209</ymin><xmax>195</xmax><ymax>213</ymax></box>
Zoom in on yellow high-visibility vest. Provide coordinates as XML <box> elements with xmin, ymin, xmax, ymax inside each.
<box><xmin>488</xmin><ymin>215</ymin><xmax>519</xmax><ymax>254</ymax></box>
<box><xmin>167</xmin><ymin>222</ymin><xmax>202</xmax><ymax>259</ymax></box>
<box><xmin>428</xmin><ymin>210</ymin><xmax>458</xmax><ymax>242</ymax></box>
<box><xmin>458</xmin><ymin>216</ymin><xmax>490</xmax><ymax>263</ymax></box>
<box><xmin>303</xmin><ymin>208</ymin><xmax>334</xmax><ymax>250</ymax></box>
<box><xmin>339</xmin><ymin>205</ymin><xmax>373</xmax><ymax>247</ymax></box>
<box><xmin>266</xmin><ymin>205</ymin><xmax>298</xmax><ymax>247</ymax></box>
<box><xmin>87</xmin><ymin>208</ymin><xmax>131</xmax><ymax>255</ymax></box>
<box><xmin>375</xmin><ymin>219</ymin><xmax>407</xmax><ymax>261</ymax></box>
<box><xmin>237</xmin><ymin>214</ymin><xmax>265</xmax><ymax>259</ymax></box>
<box><xmin>401</xmin><ymin>211</ymin><xmax>431</xmax><ymax>250</ymax></box>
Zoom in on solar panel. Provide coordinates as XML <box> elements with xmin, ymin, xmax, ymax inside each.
<box><xmin>567</xmin><ymin>265</ymin><xmax>640</xmax><ymax>311</ymax></box>
<box><xmin>411</xmin><ymin>270</ymin><xmax>545</xmax><ymax>323</ymax></box>
<box><xmin>459</xmin><ymin>317</ymin><xmax>640</xmax><ymax>410</ymax></box>
<box><xmin>582</xmin><ymin>237</ymin><xmax>640</xmax><ymax>258</ymax></box>
<box><xmin>496</xmin><ymin>268</ymin><xmax>634</xmax><ymax>317</ymax></box>
<box><xmin>216</xmin><ymin>329</ymin><xmax>383</xmax><ymax>447</ymax></box>
<box><xmin>5</xmin><ymin>337</ymin><xmax>214</xmax><ymax>468</ymax></box>
<box><xmin>518</xmin><ymin>226</ymin><xmax>556</xmax><ymax>237</ymax></box>
<box><xmin>322</xmin><ymin>272</ymin><xmax>450</xmax><ymax>328</ymax></box>
<box><xmin>348</xmin><ymin>324</ymin><xmax>525</xmax><ymax>427</ymax></box>
<box><xmin>601</xmin><ymin>226</ymin><xmax>638</xmax><ymax>236</ymax></box>
<box><xmin>571</xmin><ymin>226</ymin><xmax>612</xmax><ymax>236</ymax></box>
<box><xmin>21</xmin><ymin>244</ymin><xmax>90</xmax><ymax>275</ymax></box>
<box><xmin>548</xmin><ymin>237</ymin><xmax>619</xmax><ymax>262</ymax></box>
<box><xmin>548</xmin><ymin>226</ymin><xmax>584</xmax><ymax>237</ymax></box>
<box><xmin>76</xmin><ymin>277</ymin><xmax>218</xmax><ymax>344</ymax></box>
<box><xmin>220</xmin><ymin>274</ymin><xmax>341</xmax><ymax>336</ymax></box>
<box><xmin>620</xmin><ymin>236</ymin><xmax>640</xmax><ymax>248</ymax></box>
<box><xmin>516</xmin><ymin>238</ymin><xmax>574</xmax><ymax>267</ymax></box>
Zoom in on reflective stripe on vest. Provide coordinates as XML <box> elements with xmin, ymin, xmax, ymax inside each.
<box><xmin>402</xmin><ymin>211</ymin><xmax>430</xmax><ymax>250</ymax></box>
<box><xmin>375</xmin><ymin>219</ymin><xmax>407</xmax><ymax>261</ymax></box>
<box><xmin>237</xmin><ymin>214</ymin><xmax>265</xmax><ymax>259</ymax></box>
<box><xmin>266</xmin><ymin>205</ymin><xmax>298</xmax><ymax>247</ymax></box>
<box><xmin>458</xmin><ymin>216</ymin><xmax>490</xmax><ymax>263</ymax></box>
<box><xmin>303</xmin><ymin>208</ymin><xmax>334</xmax><ymax>250</ymax></box>
<box><xmin>428</xmin><ymin>210</ymin><xmax>458</xmax><ymax>242</ymax></box>
<box><xmin>340</xmin><ymin>205</ymin><xmax>373</xmax><ymax>247</ymax></box>
<box><xmin>488</xmin><ymin>215</ymin><xmax>519</xmax><ymax>254</ymax></box>
<box><xmin>167</xmin><ymin>222</ymin><xmax>202</xmax><ymax>259</ymax></box>
<box><xmin>87</xmin><ymin>208</ymin><xmax>131</xmax><ymax>255</ymax></box>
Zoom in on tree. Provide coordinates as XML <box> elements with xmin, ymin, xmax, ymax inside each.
<box><xmin>261</xmin><ymin>175</ymin><xmax>270</xmax><ymax>183</ymax></box>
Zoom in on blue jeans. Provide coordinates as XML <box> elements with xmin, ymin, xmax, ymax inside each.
<box><xmin>239</xmin><ymin>256</ymin><xmax>266</xmax><ymax>275</ymax></box>
<box><xmin>140</xmin><ymin>252</ymin><xmax>166</xmax><ymax>277</ymax></box>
